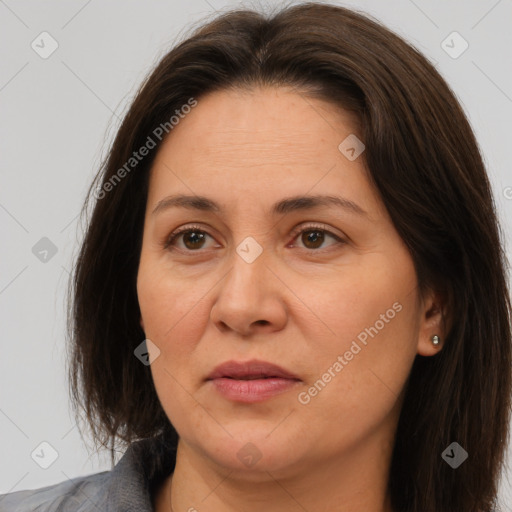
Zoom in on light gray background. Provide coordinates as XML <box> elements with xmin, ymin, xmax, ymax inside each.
<box><xmin>1</xmin><ymin>0</ymin><xmax>511</xmax><ymax>508</ymax></box>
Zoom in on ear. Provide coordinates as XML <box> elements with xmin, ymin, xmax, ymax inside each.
<box><xmin>416</xmin><ymin>288</ymin><xmax>448</xmax><ymax>357</ymax></box>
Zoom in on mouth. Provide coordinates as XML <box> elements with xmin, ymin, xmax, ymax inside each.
<box><xmin>206</xmin><ymin>359</ymin><xmax>301</xmax><ymax>403</ymax></box>
<box><xmin>224</xmin><ymin>375</ymin><xmax>278</xmax><ymax>380</ymax></box>
<box><xmin>206</xmin><ymin>359</ymin><xmax>300</xmax><ymax>381</ymax></box>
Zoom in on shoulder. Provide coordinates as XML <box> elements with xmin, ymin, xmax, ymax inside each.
<box><xmin>0</xmin><ymin>470</ymin><xmax>110</xmax><ymax>512</ymax></box>
<box><xmin>0</xmin><ymin>434</ymin><xmax>177</xmax><ymax>512</ymax></box>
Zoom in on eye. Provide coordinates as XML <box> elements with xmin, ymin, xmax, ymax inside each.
<box><xmin>163</xmin><ymin>223</ymin><xmax>346</xmax><ymax>253</ymax></box>
<box><xmin>164</xmin><ymin>225</ymin><xmax>216</xmax><ymax>252</ymax></box>
<box><xmin>289</xmin><ymin>223</ymin><xmax>346</xmax><ymax>251</ymax></box>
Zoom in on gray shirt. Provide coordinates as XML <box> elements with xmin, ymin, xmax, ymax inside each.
<box><xmin>0</xmin><ymin>435</ymin><xmax>177</xmax><ymax>512</ymax></box>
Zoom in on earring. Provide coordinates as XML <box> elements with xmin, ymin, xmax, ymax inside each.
<box><xmin>431</xmin><ymin>335</ymin><xmax>440</xmax><ymax>346</ymax></box>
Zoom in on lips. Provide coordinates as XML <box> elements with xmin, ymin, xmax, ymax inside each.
<box><xmin>206</xmin><ymin>359</ymin><xmax>301</xmax><ymax>402</ymax></box>
<box><xmin>207</xmin><ymin>359</ymin><xmax>300</xmax><ymax>381</ymax></box>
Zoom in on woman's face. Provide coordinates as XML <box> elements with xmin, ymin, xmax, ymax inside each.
<box><xmin>137</xmin><ymin>86</ymin><xmax>442</xmax><ymax>478</ymax></box>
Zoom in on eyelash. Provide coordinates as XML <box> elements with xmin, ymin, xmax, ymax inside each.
<box><xmin>163</xmin><ymin>223</ymin><xmax>346</xmax><ymax>253</ymax></box>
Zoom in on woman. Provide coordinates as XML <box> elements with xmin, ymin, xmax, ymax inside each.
<box><xmin>1</xmin><ymin>2</ymin><xmax>510</xmax><ymax>511</ymax></box>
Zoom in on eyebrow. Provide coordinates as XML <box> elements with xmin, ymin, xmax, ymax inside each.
<box><xmin>151</xmin><ymin>193</ymin><xmax>368</xmax><ymax>217</ymax></box>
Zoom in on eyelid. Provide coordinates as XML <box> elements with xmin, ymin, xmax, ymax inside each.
<box><xmin>289</xmin><ymin>222</ymin><xmax>346</xmax><ymax>242</ymax></box>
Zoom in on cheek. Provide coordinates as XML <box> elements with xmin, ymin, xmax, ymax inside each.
<box><xmin>298</xmin><ymin>258</ymin><xmax>419</xmax><ymax>429</ymax></box>
<box><xmin>300</xmin><ymin>256</ymin><xmax>415</xmax><ymax>351</ymax></box>
<box><xmin>303</xmin><ymin>249</ymin><xmax>412</xmax><ymax>340</ymax></box>
<box><xmin>137</xmin><ymin>261</ymin><xmax>209</xmax><ymax>363</ymax></box>
<box><xmin>135</xmin><ymin>238</ymin><xmax>205</xmax><ymax>421</ymax></box>
<box><xmin>137</xmin><ymin>265</ymin><xmax>211</xmax><ymax>429</ymax></box>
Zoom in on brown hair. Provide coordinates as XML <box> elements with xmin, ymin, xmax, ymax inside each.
<box><xmin>67</xmin><ymin>2</ymin><xmax>512</xmax><ymax>511</ymax></box>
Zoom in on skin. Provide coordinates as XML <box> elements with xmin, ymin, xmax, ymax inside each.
<box><xmin>136</xmin><ymin>86</ymin><xmax>445</xmax><ymax>512</ymax></box>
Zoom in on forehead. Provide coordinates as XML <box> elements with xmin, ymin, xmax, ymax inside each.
<box><xmin>157</xmin><ymin>86</ymin><xmax>360</xmax><ymax>159</ymax></box>
<box><xmin>145</xmin><ymin>86</ymin><xmax>382</xmax><ymax>218</ymax></box>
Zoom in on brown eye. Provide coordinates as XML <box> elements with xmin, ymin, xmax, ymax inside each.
<box><xmin>300</xmin><ymin>229</ymin><xmax>326</xmax><ymax>249</ymax></box>
<box><xmin>181</xmin><ymin>230</ymin><xmax>207</xmax><ymax>250</ymax></box>
<box><xmin>164</xmin><ymin>226</ymin><xmax>214</xmax><ymax>251</ymax></box>
<box><xmin>291</xmin><ymin>224</ymin><xmax>346</xmax><ymax>252</ymax></box>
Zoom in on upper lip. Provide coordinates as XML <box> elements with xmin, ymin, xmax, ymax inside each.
<box><xmin>207</xmin><ymin>359</ymin><xmax>300</xmax><ymax>381</ymax></box>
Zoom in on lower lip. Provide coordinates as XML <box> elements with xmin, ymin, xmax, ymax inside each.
<box><xmin>209</xmin><ymin>377</ymin><xmax>300</xmax><ymax>402</ymax></box>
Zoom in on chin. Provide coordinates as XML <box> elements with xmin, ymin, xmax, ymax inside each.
<box><xmin>193</xmin><ymin>427</ymin><xmax>309</xmax><ymax>479</ymax></box>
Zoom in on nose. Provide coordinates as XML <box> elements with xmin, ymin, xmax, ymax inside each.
<box><xmin>209</xmin><ymin>248</ymin><xmax>288</xmax><ymax>337</ymax></box>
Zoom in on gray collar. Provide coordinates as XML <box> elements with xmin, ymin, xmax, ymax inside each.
<box><xmin>105</xmin><ymin>434</ymin><xmax>177</xmax><ymax>512</ymax></box>
<box><xmin>0</xmin><ymin>434</ymin><xmax>177</xmax><ymax>512</ymax></box>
